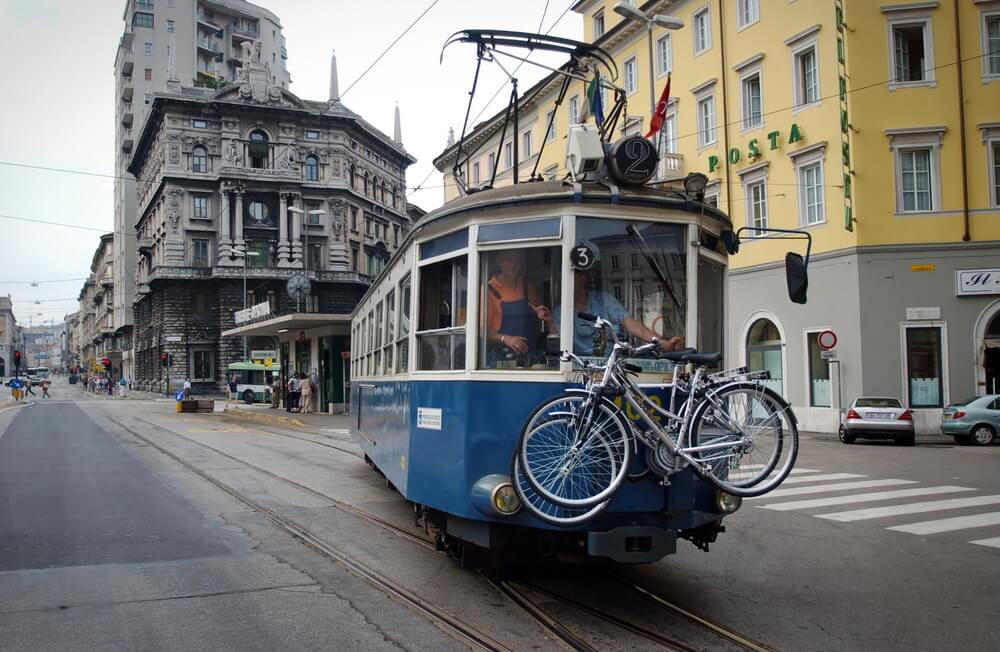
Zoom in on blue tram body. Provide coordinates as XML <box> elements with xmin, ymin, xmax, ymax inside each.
<box><xmin>349</xmin><ymin>181</ymin><xmax>737</xmax><ymax>563</ymax></box>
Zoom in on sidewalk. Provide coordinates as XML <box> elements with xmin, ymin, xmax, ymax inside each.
<box><xmin>221</xmin><ymin>402</ymin><xmax>352</xmax><ymax>430</ymax></box>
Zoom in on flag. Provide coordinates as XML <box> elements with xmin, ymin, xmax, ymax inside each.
<box><xmin>586</xmin><ymin>73</ymin><xmax>605</xmax><ymax>128</ymax></box>
<box><xmin>645</xmin><ymin>73</ymin><xmax>672</xmax><ymax>139</ymax></box>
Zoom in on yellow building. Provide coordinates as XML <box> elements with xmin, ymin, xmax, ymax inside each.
<box><xmin>434</xmin><ymin>0</ymin><xmax>1000</xmax><ymax>435</ymax></box>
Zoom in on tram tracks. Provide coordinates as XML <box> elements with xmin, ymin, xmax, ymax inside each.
<box><xmin>112</xmin><ymin>413</ymin><xmax>776</xmax><ymax>652</ymax></box>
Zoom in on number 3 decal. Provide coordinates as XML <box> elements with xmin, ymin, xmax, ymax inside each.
<box><xmin>570</xmin><ymin>243</ymin><xmax>596</xmax><ymax>271</ymax></box>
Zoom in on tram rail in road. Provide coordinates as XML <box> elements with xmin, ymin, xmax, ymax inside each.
<box><xmin>109</xmin><ymin>412</ymin><xmax>779</xmax><ymax>652</ymax></box>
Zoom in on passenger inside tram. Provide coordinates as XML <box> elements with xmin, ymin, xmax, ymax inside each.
<box><xmin>482</xmin><ymin>248</ymin><xmax>557</xmax><ymax>368</ymax></box>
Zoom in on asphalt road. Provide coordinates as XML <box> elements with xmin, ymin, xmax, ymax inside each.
<box><xmin>0</xmin><ymin>394</ymin><xmax>465</xmax><ymax>651</ymax></box>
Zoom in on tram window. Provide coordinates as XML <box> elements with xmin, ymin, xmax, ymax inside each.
<box><xmin>385</xmin><ymin>290</ymin><xmax>395</xmax><ymax>372</ymax></box>
<box><xmin>698</xmin><ymin>257</ymin><xmax>725</xmax><ymax>360</ymax></box>
<box><xmin>568</xmin><ymin>218</ymin><xmax>687</xmax><ymax>371</ymax></box>
<box><xmin>479</xmin><ymin>247</ymin><xmax>561</xmax><ymax>370</ymax></box>
<box><xmin>374</xmin><ymin>302</ymin><xmax>383</xmax><ymax>375</ymax></box>
<box><xmin>416</xmin><ymin>256</ymin><xmax>468</xmax><ymax>371</ymax></box>
<box><xmin>397</xmin><ymin>274</ymin><xmax>411</xmax><ymax>373</ymax></box>
<box><xmin>477</xmin><ymin>218</ymin><xmax>561</xmax><ymax>243</ymax></box>
<box><xmin>419</xmin><ymin>228</ymin><xmax>468</xmax><ymax>260</ymax></box>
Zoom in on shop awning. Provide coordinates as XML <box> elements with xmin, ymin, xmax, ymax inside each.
<box><xmin>221</xmin><ymin>313</ymin><xmax>352</xmax><ymax>338</ymax></box>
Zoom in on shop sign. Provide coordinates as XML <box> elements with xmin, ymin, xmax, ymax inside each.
<box><xmin>707</xmin><ymin>124</ymin><xmax>803</xmax><ymax>173</ymax></box>
<box><xmin>250</xmin><ymin>349</ymin><xmax>277</xmax><ymax>360</ymax></box>
<box><xmin>956</xmin><ymin>269</ymin><xmax>1000</xmax><ymax>296</ymax></box>
<box><xmin>235</xmin><ymin>301</ymin><xmax>271</xmax><ymax>325</ymax></box>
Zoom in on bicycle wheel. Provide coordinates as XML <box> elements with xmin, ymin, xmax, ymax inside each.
<box><xmin>512</xmin><ymin>458</ymin><xmax>609</xmax><ymax>527</ymax></box>
<box><xmin>687</xmin><ymin>382</ymin><xmax>798</xmax><ymax>497</ymax></box>
<box><xmin>517</xmin><ymin>392</ymin><xmax>632</xmax><ymax>508</ymax></box>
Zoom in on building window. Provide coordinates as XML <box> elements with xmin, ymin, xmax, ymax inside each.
<box><xmin>504</xmin><ymin>142</ymin><xmax>513</xmax><ymax>169</ymax></box>
<box><xmin>545</xmin><ymin>109</ymin><xmax>556</xmax><ymax>143</ymax></box>
<box><xmin>888</xmin><ymin>127</ymin><xmax>943</xmax><ymax>213</ymax></box>
<box><xmin>133</xmin><ymin>12</ymin><xmax>154</xmax><ymax>29</ymax></box>
<box><xmin>488</xmin><ymin>152</ymin><xmax>496</xmax><ymax>176</ymax></box>
<box><xmin>305</xmin><ymin>129</ymin><xmax>320</xmax><ymax>140</ymax></box>
<box><xmin>624</xmin><ymin>57</ymin><xmax>637</xmax><ymax>95</ymax></box>
<box><xmin>308</xmin><ymin>244</ymin><xmax>323</xmax><ymax>270</ymax></box>
<box><xmin>747</xmin><ymin>318</ymin><xmax>783</xmax><ymax>395</ymax></box>
<box><xmin>167</xmin><ymin>19</ymin><xmax>175</xmax><ymax>33</ymax></box>
<box><xmin>905</xmin><ymin>326</ymin><xmax>944</xmax><ymax>408</ymax></box>
<box><xmin>657</xmin><ymin>34</ymin><xmax>672</xmax><ymax>75</ymax></box>
<box><xmin>191</xmin><ymin>146</ymin><xmax>208</xmax><ymax>173</ymax></box>
<box><xmin>737</xmin><ymin>0</ymin><xmax>759</xmax><ymax>30</ymax></box>
<box><xmin>741</xmin><ymin>73</ymin><xmax>762</xmax><ymax>129</ymax></box>
<box><xmin>991</xmin><ymin>142</ymin><xmax>1000</xmax><ymax>207</ymax></box>
<box><xmin>144</xmin><ymin>68</ymin><xmax>152</xmax><ymax>81</ymax></box>
<box><xmin>192</xmin><ymin>119</ymin><xmax>207</xmax><ymax>129</ymax></box>
<box><xmin>693</xmin><ymin>7</ymin><xmax>711</xmax><ymax>55</ymax></box>
<box><xmin>739</xmin><ymin>166</ymin><xmax>769</xmax><ymax>232</ymax></box>
<box><xmin>798</xmin><ymin>162</ymin><xmax>824</xmax><ymax>226</ymax></box>
<box><xmin>472</xmin><ymin>161</ymin><xmax>480</xmax><ymax>185</ymax></box>
<box><xmin>350</xmin><ymin>206</ymin><xmax>358</xmax><ymax>231</ymax></box>
<box><xmin>191</xmin><ymin>348</ymin><xmax>214</xmax><ymax>381</ymax></box>
<box><xmin>249</xmin><ymin>130</ymin><xmax>269</xmax><ymax>168</ymax></box>
<box><xmin>696</xmin><ymin>93</ymin><xmax>716</xmax><ymax>147</ymax></box>
<box><xmin>794</xmin><ymin>46</ymin><xmax>819</xmax><ymax>107</ymax></box>
<box><xmin>807</xmin><ymin>331</ymin><xmax>831</xmax><ymax>407</ymax></box>
<box><xmin>245</xmin><ymin>240</ymin><xmax>267</xmax><ymax>267</ymax></box>
<box><xmin>521</xmin><ymin>130</ymin><xmax>532</xmax><ymax>159</ymax></box>
<box><xmin>593</xmin><ymin>10</ymin><xmax>605</xmax><ymax>39</ymax></box>
<box><xmin>661</xmin><ymin>112</ymin><xmax>677</xmax><ymax>153</ymax></box>
<box><xmin>886</xmin><ymin>14</ymin><xmax>934</xmax><ymax>87</ymax></box>
<box><xmin>899</xmin><ymin>148</ymin><xmax>933</xmax><ymax>212</ymax></box>
<box><xmin>144</xmin><ymin>42</ymin><xmax>152</xmax><ymax>55</ymax></box>
<box><xmin>985</xmin><ymin>15</ymin><xmax>1000</xmax><ymax>78</ymax></box>
<box><xmin>192</xmin><ymin>239</ymin><xmax>211</xmax><ymax>268</ymax></box>
<box><xmin>304</xmin><ymin>155</ymin><xmax>319</xmax><ymax>181</ymax></box>
<box><xmin>192</xmin><ymin>195</ymin><xmax>208</xmax><ymax>219</ymax></box>
<box><xmin>568</xmin><ymin>95</ymin><xmax>579</xmax><ymax>125</ymax></box>
<box><xmin>143</xmin><ymin>93</ymin><xmax>152</xmax><ymax>105</ymax></box>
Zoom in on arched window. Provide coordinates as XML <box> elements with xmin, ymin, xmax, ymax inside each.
<box><xmin>380</xmin><ymin>181</ymin><xmax>387</xmax><ymax>204</ymax></box>
<box><xmin>249</xmin><ymin>130</ymin><xmax>269</xmax><ymax>169</ymax></box>
<box><xmin>747</xmin><ymin>318</ymin><xmax>783</xmax><ymax>394</ymax></box>
<box><xmin>390</xmin><ymin>186</ymin><xmax>397</xmax><ymax>208</ymax></box>
<box><xmin>304</xmin><ymin>155</ymin><xmax>319</xmax><ymax>182</ymax></box>
<box><xmin>191</xmin><ymin>146</ymin><xmax>208</xmax><ymax>173</ymax></box>
<box><xmin>364</xmin><ymin>172</ymin><xmax>369</xmax><ymax>196</ymax></box>
<box><xmin>350</xmin><ymin>164</ymin><xmax>357</xmax><ymax>190</ymax></box>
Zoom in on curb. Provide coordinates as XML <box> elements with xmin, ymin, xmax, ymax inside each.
<box><xmin>223</xmin><ymin>407</ymin><xmax>305</xmax><ymax>428</ymax></box>
<box><xmin>0</xmin><ymin>401</ymin><xmax>30</xmax><ymax>415</ymax></box>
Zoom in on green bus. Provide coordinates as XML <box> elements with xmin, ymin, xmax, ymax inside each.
<box><xmin>227</xmin><ymin>362</ymin><xmax>277</xmax><ymax>404</ymax></box>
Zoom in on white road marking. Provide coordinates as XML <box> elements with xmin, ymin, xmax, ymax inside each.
<box><xmin>758</xmin><ymin>486</ymin><xmax>976</xmax><ymax>511</ymax></box>
<box><xmin>888</xmin><ymin>512</ymin><xmax>1000</xmax><ymax>535</ymax></box>
<box><xmin>749</xmin><ymin>479</ymin><xmax>917</xmax><ymax>500</ymax></box>
<box><xmin>969</xmin><ymin>537</ymin><xmax>1000</xmax><ymax>549</ymax></box>
<box><xmin>778</xmin><ymin>473</ymin><xmax>867</xmax><ymax>485</ymax></box>
<box><xmin>817</xmin><ymin>495</ymin><xmax>1000</xmax><ymax>522</ymax></box>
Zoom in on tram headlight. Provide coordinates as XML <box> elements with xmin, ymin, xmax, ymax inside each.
<box><xmin>492</xmin><ymin>484</ymin><xmax>521</xmax><ymax>515</ymax></box>
<box><xmin>716</xmin><ymin>490</ymin><xmax>742</xmax><ymax>514</ymax></box>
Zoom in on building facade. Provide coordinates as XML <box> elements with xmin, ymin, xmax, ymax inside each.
<box><xmin>127</xmin><ymin>46</ymin><xmax>415</xmax><ymax>397</ymax></box>
<box><xmin>434</xmin><ymin>0</ymin><xmax>1000</xmax><ymax>433</ymax></box>
<box><xmin>114</xmin><ymin>0</ymin><xmax>291</xmax><ymax>384</ymax></box>
<box><xmin>76</xmin><ymin>234</ymin><xmax>117</xmax><ymax>375</ymax></box>
<box><xmin>0</xmin><ymin>296</ymin><xmax>19</xmax><ymax>378</ymax></box>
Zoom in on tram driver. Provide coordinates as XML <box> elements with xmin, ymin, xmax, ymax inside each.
<box><xmin>484</xmin><ymin>249</ymin><xmax>555</xmax><ymax>367</ymax></box>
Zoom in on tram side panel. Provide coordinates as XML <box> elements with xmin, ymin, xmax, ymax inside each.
<box><xmin>353</xmin><ymin>381</ymin><xmax>412</xmax><ymax>496</ymax></box>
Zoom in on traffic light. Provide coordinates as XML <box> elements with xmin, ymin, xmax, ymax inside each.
<box><xmin>160</xmin><ymin>352</ymin><xmax>168</xmax><ymax>367</ymax></box>
<box><xmin>13</xmin><ymin>350</ymin><xmax>21</xmax><ymax>370</ymax></box>
<box><xmin>102</xmin><ymin>357</ymin><xmax>112</xmax><ymax>371</ymax></box>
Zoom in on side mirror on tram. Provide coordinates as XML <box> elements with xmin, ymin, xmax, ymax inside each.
<box><xmin>720</xmin><ymin>230</ymin><xmax>740</xmax><ymax>255</ymax></box>
<box><xmin>785</xmin><ymin>252</ymin><xmax>809</xmax><ymax>304</ymax></box>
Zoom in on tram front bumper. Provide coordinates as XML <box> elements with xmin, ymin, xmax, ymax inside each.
<box><xmin>587</xmin><ymin>526</ymin><xmax>676</xmax><ymax>564</ymax></box>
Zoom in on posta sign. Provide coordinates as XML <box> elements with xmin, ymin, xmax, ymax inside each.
<box><xmin>707</xmin><ymin>124</ymin><xmax>804</xmax><ymax>173</ymax></box>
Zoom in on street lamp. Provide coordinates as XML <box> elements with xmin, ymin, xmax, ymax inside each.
<box><xmin>231</xmin><ymin>249</ymin><xmax>259</xmax><ymax>360</ymax></box>
<box><xmin>613</xmin><ymin>1</ymin><xmax>684</xmax><ymax>116</ymax></box>
<box><xmin>287</xmin><ymin>206</ymin><xmax>327</xmax><ymax>274</ymax></box>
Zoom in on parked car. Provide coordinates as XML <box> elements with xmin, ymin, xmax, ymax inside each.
<box><xmin>940</xmin><ymin>395</ymin><xmax>1000</xmax><ymax>446</ymax></box>
<box><xmin>839</xmin><ymin>397</ymin><xmax>915</xmax><ymax>445</ymax></box>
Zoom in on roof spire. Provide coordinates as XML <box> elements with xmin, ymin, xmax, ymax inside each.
<box><xmin>328</xmin><ymin>49</ymin><xmax>339</xmax><ymax>101</ymax></box>
<box><xmin>393</xmin><ymin>102</ymin><xmax>402</xmax><ymax>144</ymax></box>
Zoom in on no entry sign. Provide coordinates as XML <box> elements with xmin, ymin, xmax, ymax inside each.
<box><xmin>817</xmin><ymin>330</ymin><xmax>838</xmax><ymax>351</ymax></box>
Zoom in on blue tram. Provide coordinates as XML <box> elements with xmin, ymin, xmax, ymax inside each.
<box><xmin>348</xmin><ymin>175</ymin><xmax>745</xmax><ymax>563</ymax></box>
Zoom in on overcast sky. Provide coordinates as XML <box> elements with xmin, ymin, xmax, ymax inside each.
<box><xmin>0</xmin><ymin>0</ymin><xmax>581</xmax><ymax>327</ymax></box>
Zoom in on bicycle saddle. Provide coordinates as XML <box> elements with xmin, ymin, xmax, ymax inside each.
<box><xmin>656</xmin><ymin>347</ymin><xmax>697</xmax><ymax>362</ymax></box>
<box><xmin>682</xmin><ymin>351</ymin><xmax>722</xmax><ymax>365</ymax></box>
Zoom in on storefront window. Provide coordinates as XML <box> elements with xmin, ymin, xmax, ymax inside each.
<box><xmin>416</xmin><ymin>257</ymin><xmax>467</xmax><ymax>370</ymax></box>
<box><xmin>807</xmin><ymin>331</ymin><xmax>831</xmax><ymax>407</ymax></box>
<box><xmin>906</xmin><ymin>326</ymin><xmax>942</xmax><ymax>407</ymax></box>
<box><xmin>478</xmin><ymin>247</ymin><xmax>561</xmax><ymax>369</ymax></box>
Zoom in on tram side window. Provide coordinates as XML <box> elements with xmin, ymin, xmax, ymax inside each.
<box><xmin>416</xmin><ymin>256</ymin><xmax>468</xmax><ymax>370</ymax></box>
<box><xmin>374</xmin><ymin>302</ymin><xmax>384</xmax><ymax>375</ymax></box>
<box><xmin>479</xmin><ymin>247</ymin><xmax>561</xmax><ymax>369</ymax></box>
<box><xmin>397</xmin><ymin>274</ymin><xmax>411</xmax><ymax>373</ymax></box>
<box><xmin>384</xmin><ymin>290</ymin><xmax>395</xmax><ymax>372</ymax></box>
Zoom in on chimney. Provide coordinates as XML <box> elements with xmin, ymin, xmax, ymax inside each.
<box><xmin>394</xmin><ymin>102</ymin><xmax>402</xmax><ymax>144</ymax></box>
<box><xmin>329</xmin><ymin>49</ymin><xmax>339</xmax><ymax>101</ymax></box>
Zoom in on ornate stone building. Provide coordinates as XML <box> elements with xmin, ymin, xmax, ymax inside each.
<box><xmin>128</xmin><ymin>47</ymin><xmax>415</xmax><ymax>393</ymax></box>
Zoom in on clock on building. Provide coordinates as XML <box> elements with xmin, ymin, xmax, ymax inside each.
<box><xmin>286</xmin><ymin>273</ymin><xmax>311</xmax><ymax>302</ymax></box>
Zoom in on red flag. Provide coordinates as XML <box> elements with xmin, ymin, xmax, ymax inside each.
<box><xmin>645</xmin><ymin>73</ymin><xmax>671</xmax><ymax>139</ymax></box>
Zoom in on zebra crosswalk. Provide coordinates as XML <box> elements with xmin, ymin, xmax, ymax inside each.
<box><xmin>750</xmin><ymin>466</ymin><xmax>1000</xmax><ymax>549</ymax></box>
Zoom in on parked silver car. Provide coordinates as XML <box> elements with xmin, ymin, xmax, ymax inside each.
<box><xmin>940</xmin><ymin>395</ymin><xmax>1000</xmax><ymax>446</ymax></box>
<box><xmin>839</xmin><ymin>397</ymin><xmax>915</xmax><ymax>445</ymax></box>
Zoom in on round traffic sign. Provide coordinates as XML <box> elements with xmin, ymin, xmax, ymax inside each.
<box><xmin>817</xmin><ymin>330</ymin><xmax>837</xmax><ymax>351</ymax></box>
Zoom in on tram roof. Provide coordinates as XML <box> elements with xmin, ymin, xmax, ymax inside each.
<box><xmin>411</xmin><ymin>180</ymin><xmax>731</xmax><ymax>233</ymax></box>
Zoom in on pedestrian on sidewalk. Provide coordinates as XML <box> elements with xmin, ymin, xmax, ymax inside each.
<box><xmin>183</xmin><ymin>377</ymin><xmax>193</xmax><ymax>400</ymax></box>
<box><xmin>41</xmin><ymin>379</ymin><xmax>51</xmax><ymax>399</ymax></box>
<box><xmin>299</xmin><ymin>372</ymin><xmax>312</xmax><ymax>414</ymax></box>
<box><xmin>119</xmin><ymin>376</ymin><xmax>128</xmax><ymax>398</ymax></box>
<box><xmin>226</xmin><ymin>375</ymin><xmax>238</xmax><ymax>408</ymax></box>
<box><xmin>286</xmin><ymin>373</ymin><xmax>301</xmax><ymax>413</ymax></box>
<box><xmin>7</xmin><ymin>377</ymin><xmax>23</xmax><ymax>401</ymax></box>
<box><xmin>270</xmin><ymin>374</ymin><xmax>281</xmax><ymax>409</ymax></box>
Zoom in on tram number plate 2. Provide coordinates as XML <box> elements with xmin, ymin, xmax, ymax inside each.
<box><xmin>417</xmin><ymin>407</ymin><xmax>442</xmax><ymax>430</ymax></box>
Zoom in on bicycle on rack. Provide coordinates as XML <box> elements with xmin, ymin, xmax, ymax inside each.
<box><xmin>512</xmin><ymin>313</ymin><xmax>799</xmax><ymax>526</ymax></box>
